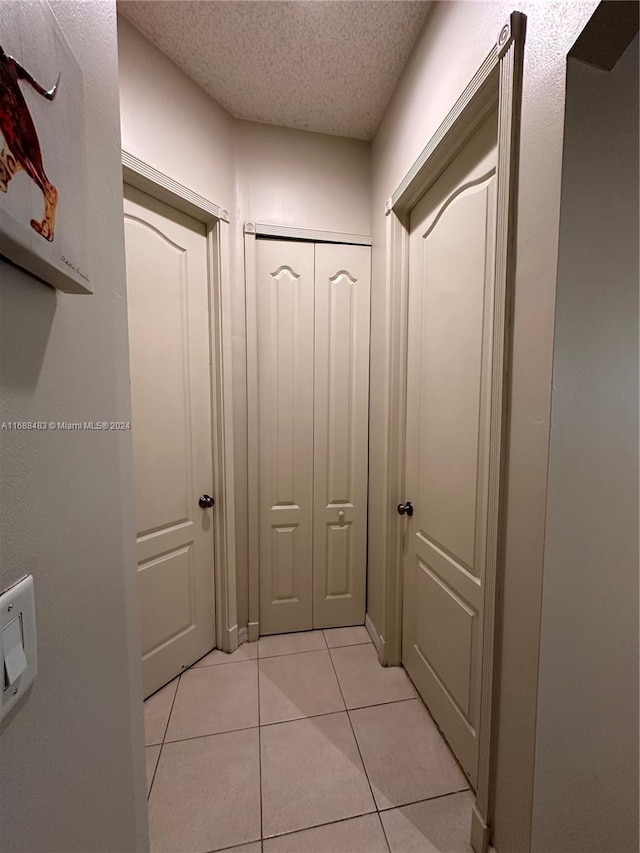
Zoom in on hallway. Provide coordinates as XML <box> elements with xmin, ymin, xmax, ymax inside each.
<box><xmin>144</xmin><ymin>629</ymin><xmax>473</xmax><ymax>853</ymax></box>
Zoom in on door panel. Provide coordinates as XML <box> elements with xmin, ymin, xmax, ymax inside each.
<box><xmin>256</xmin><ymin>240</ymin><xmax>315</xmax><ymax>634</ymax></box>
<box><xmin>313</xmin><ymin>244</ymin><xmax>370</xmax><ymax>627</ymax></box>
<box><xmin>418</xmin><ymin>184</ymin><xmax>490</xmax><ymax>572</ymax></box>
<box><xmin>124</xmin><ymin>184</ymin><xmax>215</xmax><ymax>698</ymax></box>
<box><xmin>402</xmin><ymin>109</ymin><xmax>498</xmax><ymax>785</ymax></box>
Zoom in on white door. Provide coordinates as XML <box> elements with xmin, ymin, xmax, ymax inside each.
<box><xmin>313</xmin><ymin>244</ymin><xmax>370</xmax><ymax>628</ymax></box>
<box><xmin>124</xmin><ymin>184</ymin><xmax>215</xmax><ymax>698</ymax></box>
<box><xmin>402</xmin><ymin>109</ymin><xmax>498</xmax><ymax>785</ymax></box>
<box><xmin>256</xmin><ymin>239</ymin><xmax>315</xmax><ymax>635</ymax></box>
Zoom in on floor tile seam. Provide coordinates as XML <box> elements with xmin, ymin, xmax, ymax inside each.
<box><xmin>257</xmin><ymin>640</ymin><xmax>372</xmax><ymax>666</ymax></box>
<box><xmin>257</xmin><ymin>644</ymin><xmax>329</xmax><ymax>661</ymax></box>
<box><xmin>256</xmin><ymin>637</ymin><xmax>373</xmax><ymax>662</ymax></box>
<box><xmin>193</xmin><ymin>657</ymin><xmax>257</xmax><ymax>669</ymax></box>
<box><xmin>392</xmin><ymin>665</ymin><xmax>472</xmax><ymax>787</ymax></box>
<box><xmin>376</xmin><ymin>786</ymin><xmax>473</xmax><ymax>814</ymax></box>
<box><xmin>380</xmin><ymin>664</ymin><xmax>470</xmax><ymax>787</ymax></box>
<box><xmin>260</xmin><ymin>806</ymin><xmax>379</xmax><ymax>842</ymax></box>
<box><xmin>345</xmin><ymin>695</ymin><xmax>471</xmax><ymax>813</ymax></box>
<box><xmin>147</xmin><ymin>743</ymin><xmax>161</xmax><ymax>802</ymax></box>
<box><xmin>375</xmin><ymin>810</ymin><xmax>393</xmax><ymax>853</ymax></box>
<box><xmin>262</xmin><ymin>705</ymin><xmax>366</xmax><ymax>731</ymax></box>
<box><xmin>186</xmin><ymin>658</ymin><xmax>259</xmax><ymax>675</ymax></box>
<box><xmin>202</xmin><ymin>829</ymin><xmax>262</xmax><ymax>853</ymax></box>
<box><xmin>326</xmin><ymin>642</ymin><xmax>379</xmax><ymax>814</ymax></box>
<box><xmin>160</xmin><ymin>675</ymin><xmax>181</xmax><ymax>745</ymax></box>
<box><xmin>257</xmin><ymin>641</ymin><xmax>265</xmax><ymax>848</ymax></box>
<box><xmin>259</xmin><ymin>701</ymin><xmax>352</xmax><ymax>728</ymax></box>
<box><xmin>163</xmin><ymin>722</ymin><xmax>261</xmax><ymax>745</ymax></box>
<box><xmin>161</xmin><ymin>704</ymin><xmax>372</xmax><ymax>745</ymax></box>
<box><xmin>324</xmin><ymin>640</ymin><xmax>373</xmax><ymax>651</ymax></box>
<box><xmin>149</xmin><ymin>675</ymin><xmax>181</xmax><ymax>800</ymax></box>
<box><xmin>346</xmin><ymin>695</ymin><xmax>420</xmax><ymax>713</ymax></box>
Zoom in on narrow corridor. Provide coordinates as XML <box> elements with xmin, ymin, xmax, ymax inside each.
<box><xmin>144</xmin><ymin>628</ymin><xmax>473</xmax><ymax>853</ymax></box>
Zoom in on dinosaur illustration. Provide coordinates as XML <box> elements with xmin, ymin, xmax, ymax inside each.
<box><xmin>0</xmin><ymin>41</ymin><xmax>60</xmax><ymax>242</ymax></box>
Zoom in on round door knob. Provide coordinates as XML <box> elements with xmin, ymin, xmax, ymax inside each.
<box><xmin>337</xmin><ymin>510</ymin><xmax>345</xmax><ymax>519</ymax></box>
<box><xmin>397</xmin><ymin>501</ymin><xmax>414</xmax><ymax>517</ymax></box>
<box><xmin>199</xmin><ymin>494</ymin><xmax>215</xmax><ymax>509</ymax></box>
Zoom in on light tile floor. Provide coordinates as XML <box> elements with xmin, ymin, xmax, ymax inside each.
<box><xmin>144</xmin><ymin>627</ymin><xmax>474</xmax><ymax>853</ymax></box>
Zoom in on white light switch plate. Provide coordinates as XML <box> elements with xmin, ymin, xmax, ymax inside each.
<box><xmin>0</xmin><ymin>575</ymin><xmax>37</xmax><ymax>723</ymax></box>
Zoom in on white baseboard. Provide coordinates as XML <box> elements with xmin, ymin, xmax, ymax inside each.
<box><xmin>238</xmin><ymin>626</ymin><xmax>248</xmax><ymax>645</ymax></box>
<box><xmin>471</xmin><ymin>801</ymin><xmax>490</xmax><ymax>853</ymax></box>
<box><xmin>224</xmin><ymin>623</ymin><xmax>239</xmax><ymax>653</ymax></box>
<box><xmin>248</xmin><ymin>621</ymin><xmax>259</xmax><ymax>642</ymax></box>
<box><xmin>365</xmin><ymin>613</ymin><xmax>386</xmax><ymax>659</ymax></box>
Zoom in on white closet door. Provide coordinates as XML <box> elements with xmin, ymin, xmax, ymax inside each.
<box><xmin>256</xmin><ymin>239</ymin><xmax>315</xmax><ymax>634</ymax></box>
<box><xmin>313</xmin><ymin>244</ymin><xmax>370</xmax><ymax>628</ymax></box>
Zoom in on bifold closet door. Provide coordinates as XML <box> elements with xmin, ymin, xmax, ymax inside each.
<box><xmin>256</xmin><ymin>240</ymin><xmax>315</xmax><ymax>634</ymax></box>
<box><xmin>313</xmin><ymin>244</ymin><xmax>370</xmax><ymax>628</ymax></box>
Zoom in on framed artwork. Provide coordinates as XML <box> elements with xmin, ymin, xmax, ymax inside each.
<box><xmin>0</xmin><ymin>0</ymin><xmax>91</xmax><ymax>293</ymax></box>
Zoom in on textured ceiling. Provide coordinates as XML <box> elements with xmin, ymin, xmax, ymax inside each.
<box><xmin>118</xmin><ymin>0</ymin><xmax>432</xmax><ymax>140</ymax></box>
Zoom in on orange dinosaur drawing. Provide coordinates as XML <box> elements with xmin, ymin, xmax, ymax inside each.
<box><xmin>0</xmin><ymin>42</ymin><xmax>60</xmax><ymax>242</ymax></box>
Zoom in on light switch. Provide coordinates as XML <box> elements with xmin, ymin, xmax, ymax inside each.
<box><xmin>0</xmin><ymin>575</ymin><xmax>37</xmax><ymax>723</ymax></box>
<box><xmin>3</xmin><ymin>615</ymin><xmax>28</xmax><ymax>687</ymax></box>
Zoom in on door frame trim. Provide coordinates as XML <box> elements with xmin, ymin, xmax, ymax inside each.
<box><xmin>379</xmin><ymin>13</ymin><xmax>526</xmax><ymax>853</ymax></box>
<box><xmin>243</xmin><ymin>227</ymin><xmax>260</xmax><ymax>642</ymax></box>
<box><xmin>245</xmin><ymin>221</ymin><xmax>371</xmax><ymax>246</ymax></box>
<box><xmin>122</xmin><ymin>151</ymin><xmax>239</xmax><ymax>654</ymax></box>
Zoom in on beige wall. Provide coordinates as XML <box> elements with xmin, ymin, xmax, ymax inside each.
<box><xmin>233</xmin><ymin>120</ymin><xmax>370</xmax><ymax>626</ymax></box>
<box><xmin>118</xmin><ymin>16</ymin><xmax>235</xmax><ymax>210</ymax></box>
<box><xmin>532</xmin><ymin>36</ymin><xmax>639</xmax><ymax>853</ymax></box>
<box><xmin>0</xmin><ymin>3</ymin><xmax>148</xmax><ymax>851</ymax></box>
<box><xmin>368</xmin><ymin>2</ymin><xmax>597</xmax><ymax>850</ymax></box>
<box><xmin>235</xmin><ymin>120</ymin><xmax>370</xmax><ymax>233</ymax></box>
<box><xmin>116</xmin><ymin>17</ymin><xmax>370</xmax><ymax>632</ymax></box>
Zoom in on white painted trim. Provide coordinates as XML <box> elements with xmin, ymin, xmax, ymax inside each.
<box><xmin>380</xmin><ymin>13</ymin><xmax>526</xmax><ymax>853</ymax></box>
<box><xmin>244</xmin><ymin>222</ymin><xmax>371</xmax><ymax>246</ymax></box>
<box><xmin>474</xmin><ymin>16</ymin><xmax>526</xmax><ymax>843</ymax></box>
<box><xmin>209</xmin><ymin>220</ymin><xmax>239</xmax><ymax>654</ymax></box>
<box><xmin>122</xmin><ymin>152</ymin><xmax>238</xmax><ymax>655</ymax></box>
<box><xmin>365</xmin><ymin>613</ymin><xmax>385</xmax><ymax>658</ymax></box>
<box><xmin>378</xmin><ymin>208</ymin><xmax>410</xmax><ymax>668</ymax></box>
<box><xmin>244</xmin><ymin>231</ymin><xmax>261</xmax><ymax>643</ymax></box>
<box><xmin>472</xmin><ymin>803</ymin><xmax>491</xmax><ymax>853</ymax></box>
<box><xmin>122</xmin><ymin>150</ymin><xmax>230</xmax><ymax>223</ymax></box>
<box><xmin>238</xmin><ymin>626</ymin><xmax>248</xmax><ymax>646</ymax></box>
<box><xmin>390</xmin><ymin>57</ymin><xmax>499</xmax><ymax>212</ymax></box>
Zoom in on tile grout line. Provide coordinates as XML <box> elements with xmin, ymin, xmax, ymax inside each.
<box><xmin>261</xmin><ymin>808</ymin><xmax>379</xmax><ymax>844</ymax></box>
<box><xmin>147</xmin><ymin>743</ymin><xmax>161</xmax><ymax>803</ymax></box>
<box><xmin>376</xmin><ymin>810</ymin><xmax>393</xmax><ymax>853</ymax></box>
<box><xmin>148</xmin><ymin>674</ymin><xmax>181</xmax><ymax>800</ymax></box>
<box><xmin>249</xmin><ymin>788</ymin><xmax>475</xmax><ymax>847</ymax></box>
<box><xmin>257</xmin><ymin>789</ymin><xmax>473</xmax><ymax>848</ymax></box>
<box><xmin>161</xmin><ymin>674</ymin><xmax>181</xmax><ymax>744</ymax></box>
<box><xmin>205</xmin><ymin>839</ymin><xmax>264</xmax><ymax>853</ymax></box>
<box><xmin>377</xmin><ymin>787</ymin><xmax>472</xmax><ymax>813</ymax></box>
<box><xmin>257</xmin><ymin>643</ymin><xmax>264</xmax><ymax>847</ymax></box>
<box><xmin>326</xmin><ymin>641</ymin><xmax>381</xmax><ymax>818</ymax></box>
<box><xmin>256</xmin><ymin>637</ymin><xmax>371</xmax><ymax>662</ymax></box>
<box><xmin>159</xmin><ymin>695</ymin><xmax>425</xmax><ymax>748</ymax></box>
